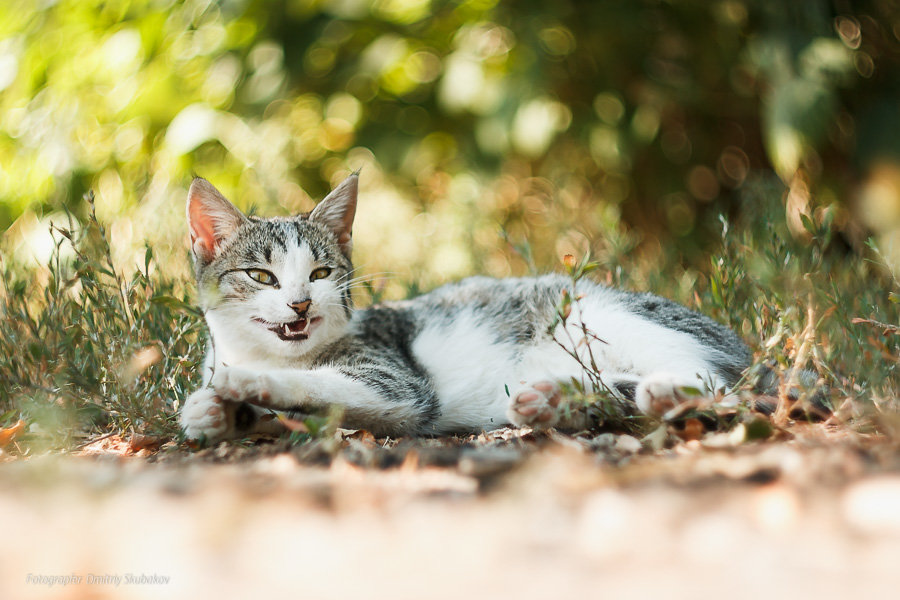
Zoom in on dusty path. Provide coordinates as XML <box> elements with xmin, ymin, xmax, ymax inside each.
<box><xmin>2</xmin><ymin>426</ymin><xmax>899</xmax><ymax>599</ymax></box>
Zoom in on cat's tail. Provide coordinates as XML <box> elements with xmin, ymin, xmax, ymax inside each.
<box><xmin>743</xmin><ymin>361</ymin><xmax>833</xmax><ymax>420</ymax></box>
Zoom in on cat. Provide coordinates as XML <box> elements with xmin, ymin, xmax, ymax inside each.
<box><xmin>180</xmin><ymin>173</ymin><xmax>752</xmax><ymax>443</ymax></box>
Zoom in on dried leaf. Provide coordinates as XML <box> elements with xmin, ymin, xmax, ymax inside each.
<box><xmin>344</xmin><ymin>429</ymin><xmax>377</xmax><ymax>445</ymax></box>
<box><xmin>128</xmin><ymin>433</ymin><xmax>163</xmax><ymax>453</ymax></box>
<box><xmin>277</xmin><ymin>413</ymin><xmax>310</xmax><ymax>433</ymax></box>
<box><xmin>121</xmin><ymin>345</ymin><xmax>163</xmax><ymax>383</ymax></box>
<box><xmin>0</xmin><ymin>420</ymin><xmax>25</xmax><ymax>447</ymax></box>
<box><xmin>852</xmin><ymin>317</ymin><xmax>900</xmax><ymax>335</ymax></box>
<box><xmin>675</xmin><ymin>418</ymin><xmax>705</xmax><ymax>442</ymax></box>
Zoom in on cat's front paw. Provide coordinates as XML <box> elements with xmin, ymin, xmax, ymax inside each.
<box><xmin>507</xmin><ymin>380</ymin><xmax>561</xmax><ymax>429</ymax></box>
<box><xmin>211</xmin><ymin>366</ymin><xmax>274</xmax><ymax>406</ymax></box>
<box><xmin>180</xmin><ymin>388</ymin><xmax>234</xmax><ymax>443</ymax></box>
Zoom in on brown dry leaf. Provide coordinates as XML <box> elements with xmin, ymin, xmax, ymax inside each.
<box><xmin>400</xmin><ymin>449</ymin><xmax>420</xmax><ymax>471</ymax></box>
<box><xmin>784</xmin><ymin>337</ymin><xmax>796</xmax><ymax>353</ymax></box>
<box><xmin>852</xmin><ymin>317</ymin><xmax>900</xmax><ymax>335</ymax></box>
<box><xmin>121</xmin><ymin>345</ymin><xmax>163</xmax><ymax>383</ymax></box>
<box><xmin>661</xmin><ymin>397</ymin><xmax>714</xmax><ymax>421</ymax></box>
<box><xmin>77</xmin><ymin>434</ymin><xmax>133</xmax><ymax>456</ymax></box>
<box><xmin>276</xmin><ymin>413</ymin><xmax>309</xmax><ymax>433</ymax></box>
<box><xmin>0</xmin><ymin>420</ymin><xmax>25</xmax><ymax>447</ymax></box>
<box><xmin>128</xmin><ymin>433</ymin><xmax>163</xmax><ymax>453</ymax></box>
<box><xmin>354</xmin><ymin>430</ymin><xmax>377</xmax><ymax>446</ymax></box>
<box><xmin>674</xmin><ymin>418</ymin><xmax>705</xmax><ymax>442</ymax></box>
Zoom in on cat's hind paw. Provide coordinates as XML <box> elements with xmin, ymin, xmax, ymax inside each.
<box><xmin>635</xmin><ymin>372</ymin><xmax>708</xmax><ymax>417</ymax></box>
<box><xmin>507</xmin><ymin>380</ymin><xmax>561</xmax><ymax>429</ymax></box>
<box><xmin>180</xmin><ymin>388</ymin><xmax>233</xmax><ymax>443</ymax></box>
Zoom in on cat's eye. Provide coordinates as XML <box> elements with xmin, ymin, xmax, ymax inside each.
<box><xmin>310</xmin><ymin>267</ymin><xmax>331</xmax><ymax>281</ymax></box>
<box><xmin>246</xmin><ymin>268</ymin><xmax>278</xmax><ymax>286</ymax></box>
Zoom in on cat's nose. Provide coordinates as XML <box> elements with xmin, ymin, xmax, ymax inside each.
<box><xmin>288</xmin><ymin>299</ymin><xmax>311</xmax><ymax>316</ymax></box>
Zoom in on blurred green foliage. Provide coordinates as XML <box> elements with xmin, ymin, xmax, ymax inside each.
<box><xmin>3</xmin><ymin>0</ymin><xmax>900</xmax><ymax>274</ymax></box>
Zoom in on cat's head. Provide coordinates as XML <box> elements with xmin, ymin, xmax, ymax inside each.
<box><xmin>187</xmin><ymin>174</ymin><xmax>358</xmax><ymax>363</ymax></box>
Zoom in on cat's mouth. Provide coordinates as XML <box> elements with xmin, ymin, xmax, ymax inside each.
<box><xmin>254</xmin><ymin>317</ymin><xmax>322</xmax><ymax>341</ymax></box>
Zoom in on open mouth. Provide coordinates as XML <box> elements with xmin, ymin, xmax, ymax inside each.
<box><xmin>254</xmin><ymin>317</ymin><xmax>322</xmax><ymax>342</ymax></box>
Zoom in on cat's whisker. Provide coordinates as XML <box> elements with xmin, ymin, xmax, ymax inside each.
<box><xmin>336</xmin><ymin>273</ymin><xmax>397</xmax><ymax>287</ymax></box>
<box><xmin>333</xmin><ymin>269</ymin><xmax>363</xmax><ymax>284</ymax></box>
<box><xmin>336</xmin><ymin>284</ymin><xmax>386</xmax><ymax>294</ymax></box>
<box><xmin>335</xmin><ymin>282</ymin><xmax>393</xmax><ymax>293</ymax></box>
<box><xmin>332</xmin><ymin>266</ymin><xmax>391</xmax><ymax>284</ymax></box>
<box><xmin>340</xmin><ymin>278</ymin><xmax>389</xmax><ymax>286</ymax></box>
<box><xmin>338</xmin><ymin>272</ymin><xmax>396</xmax><ymax>285</ymax></box>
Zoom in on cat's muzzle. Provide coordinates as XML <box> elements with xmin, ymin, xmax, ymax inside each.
<box><xmin>254</xmin><ymin>316</ymin><xmax>322</xmax><ymax>342</ymax></box>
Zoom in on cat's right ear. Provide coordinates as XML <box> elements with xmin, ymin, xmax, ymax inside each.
<box><xmin>187</xmin><ymin>178</ymin><xmax>247</xmax><ymax>264</ymax></box>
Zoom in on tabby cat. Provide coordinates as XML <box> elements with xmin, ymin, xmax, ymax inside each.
<box><xmin>180</xmin><ymin>174</ymin><xmax>751</xmax><ymax>442</ymax></box>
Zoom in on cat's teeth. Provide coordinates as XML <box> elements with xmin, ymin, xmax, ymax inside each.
<box><xmin>283</xmin><ymin>323</ymin><xmax>291</xmax><ymax>336</ymax></box>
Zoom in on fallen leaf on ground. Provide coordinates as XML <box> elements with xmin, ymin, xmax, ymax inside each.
<box><xmin>277</xmin><ymin>413</ymin><xmax>310</xmax><ymax>433</ymax></box>
<box><xmin>128</xmin><ymin>433</ymin><xmax>163</xmax><ymax>453</ymax></box>
<box><xmin>674</xmin><ymin>418</ymin><xmax>705</xmax><ymax>442</ymax></box>
<box><xmin>0</xmin><ymin>420</ymin><xmax>25</xmax><ymax>447</ymax></box>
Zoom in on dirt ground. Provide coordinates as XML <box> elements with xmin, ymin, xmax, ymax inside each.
<box><xmin>2</xmin><ymin>423</ymin><xmax>900</xmax><ymax>600</ymax></box>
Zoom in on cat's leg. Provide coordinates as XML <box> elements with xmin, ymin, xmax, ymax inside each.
<box><xmin>507</xmin><ymin>380</ymin><xmax>563</xmax><ymax>427</ymax></box>
<box><xmin>181</xmin><ymin>348</ymin><xmax>292</xmax><ymax>443</ymax></box>
<box><xmin>506</xmin><ymin>369</ymin><xmax>726</xmax><ymax>429</ymax></box>
<box><xmin>506</xmin><ymin>373</ymin><xmax>643</xmax><ymax>430</ymax></box>
<box><xmin>208</xmin><ymin>365</ymin><xmax>431</xmax><ymax>437</ymax></box>
<box><xmin>180</xmin><ymin>387</ymin><xmax>288</xmax><ymax>443</ymax></box>
<box><xmin>634</xmin><ymin>371</ymin><xmax>727</xmax><ymax>416</ymax></box>
<box><xmin>506</xmin><ymin>369</ymin><xmax>728</xmax><ymax>425</ymax></box>
<box><xmin>181</xmin><ymin>388</ymin><xmax>231</xmax><ymax>442</ymax></box>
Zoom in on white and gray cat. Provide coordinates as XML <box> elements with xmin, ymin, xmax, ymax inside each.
<box><xmin>180</xmin><ymin>174</ymin><xmax>751</xmax><ymax>442</ymax></box>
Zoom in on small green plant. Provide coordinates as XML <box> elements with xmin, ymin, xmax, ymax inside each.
<box><xmin>0</xmin><ymin>193</ymin><xmax>204</xmax><ymax>450</ymax></box>
<box><xmin>538</xmin><ymin>177</ymin><xmax>900</xmax><ymax>436</ymax></box>
<box><xmin>546</xmin><ymin>252</ymin><xmax>650</xmax><ymax>434</ymax></box>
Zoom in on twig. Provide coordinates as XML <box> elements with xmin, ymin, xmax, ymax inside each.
<box><xmin>851</xmin><ymin>318</ymin><xmax>900</xmax><ymax>335</ymax></box>
<box><xmin>774</xmin><ymin>295</ymin><xmax>816</xmax><ymax>426</ymax></box>
<box><xmin>75</xmin><ymin>431</ymin><xmax>117</xmax><ymax>449</ymax></box>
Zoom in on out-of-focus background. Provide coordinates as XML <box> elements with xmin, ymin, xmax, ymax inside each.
<box><xmin>3</xmin><ymin>0</ymin><xmax>900</xmax><ymax>282</ymax></box>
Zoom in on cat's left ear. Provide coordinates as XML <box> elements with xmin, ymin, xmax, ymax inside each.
<box><xmin>309</xmin><ymin>172</ymin><xmax>358</xmax><ymax>257</ymax></box>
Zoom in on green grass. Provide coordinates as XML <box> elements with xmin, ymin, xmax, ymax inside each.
<box><xmin>0</xmin><ymin>193</ymin><xmax>202</xmax><ymax>450</ymax></box>
<box><xmin>1</xmin><ymin>179</ymin><xmax>898</xmax><ymax>452</ymax></box>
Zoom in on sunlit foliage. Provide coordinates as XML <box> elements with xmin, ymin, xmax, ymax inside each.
<box><xmin>4</xmin><ymin>0</ymin><xmax>900</xmax><ymax>275</ymax></box>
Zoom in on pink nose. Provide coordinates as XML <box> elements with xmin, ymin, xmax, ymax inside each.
<box><xmin>288</xmin><ymin>299</ymin><xmax>311</xmax><ymax>315</ymax></box>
